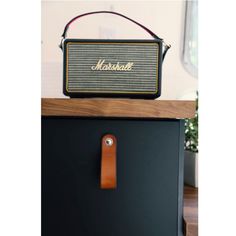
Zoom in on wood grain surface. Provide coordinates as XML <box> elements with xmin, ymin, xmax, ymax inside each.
<box><xmin>184</xmin><ymin>185</ymin><xmax>198</xmax><ymax>236</ymax></box>
<box><xmin>42</xmin><ymin>98</ymin><xmax>196</xmax><ymax>119</ymax></box>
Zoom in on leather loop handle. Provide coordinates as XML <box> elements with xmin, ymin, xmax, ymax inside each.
<box><xmin>61</xmin><ymin>11</ymin><xmax>162</xmax><ymax>40</ymax></box>
<box><xmin>101</xmin><ymin>134</ymin><xmax>117</xmax><ymax>189</ymax></box>
<box><xmin>59</xmin><ymin>11</ymin><xmax>171</xmax><ymax>60</ymax></box>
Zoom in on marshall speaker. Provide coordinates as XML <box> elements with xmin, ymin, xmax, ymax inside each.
<box><xmin>59</xmin><ymin>11</ymin><xmax>171</xmax><ymax>99</ymax></box>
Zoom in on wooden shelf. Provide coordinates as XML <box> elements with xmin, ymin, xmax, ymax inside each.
<box><xmin>42</xmin><ymin>98</ymin><xmax>196</xmax><ymax>119</ymax></box>
<box><xmin>184</xmin><ymin>185</ymin><xmax>198</xmax><ymax>236</ymax></box>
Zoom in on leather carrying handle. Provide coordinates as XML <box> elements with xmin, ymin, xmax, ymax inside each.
<box><xmin>59</xmin><ymin>11</ymin><xmax>170</xmax><ymax>60</ymax></box>
<box><xmin>101</xmin><ymin>134</ymin><xmax>117</xmax><ymax>189</ymax></box>
<box><xmin>61</xmin><ymin>11</ymin><xmax>161</xmax><ymax>40</ymax></box>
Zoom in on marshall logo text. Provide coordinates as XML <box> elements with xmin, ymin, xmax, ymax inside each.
<box><xmin>91</xmin><ymin>59</ymin><xmax>134</xmax><ymax>71</ymax></box>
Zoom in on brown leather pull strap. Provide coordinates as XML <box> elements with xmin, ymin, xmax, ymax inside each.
<box><xmin>101</xmin><ymin>134</ymin><xmax>117</xmax><ymax>189</ymax></box>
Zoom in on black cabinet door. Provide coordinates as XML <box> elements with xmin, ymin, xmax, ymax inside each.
<box><xmin>42</xmin><ymin>118</ymin><xmax>184</xmax><ymax>236</ymax></box>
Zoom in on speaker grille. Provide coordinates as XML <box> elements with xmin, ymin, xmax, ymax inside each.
<box><xmin>66</xmin><ymin>42</ymin><xmax>159</xmax><ymax>94</ymax></box>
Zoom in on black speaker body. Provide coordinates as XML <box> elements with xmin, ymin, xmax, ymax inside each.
<box><xmin>42</xmin><ymin>117</ymin><xmax>184</xmax><ymax>236</ymax></box>
<box><xmin>63</xmin><ymin>39</ymin><xmax>163</xmax><ymax>99</ymax></box>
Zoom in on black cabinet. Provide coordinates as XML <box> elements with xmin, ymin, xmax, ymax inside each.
<box><xmin>42</xmin><ymin>117</ymin><xmax>184</xmax><ymax>236</ymax></box>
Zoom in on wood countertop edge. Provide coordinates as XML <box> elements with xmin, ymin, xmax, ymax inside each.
<box><xmin>41</xmin><ymin>98</ymin><xmax>196</xmax><ymax>119</ymax></box>
<box><xmin>184</xmin><ymin>185</ymin><xmax>198</xmax><ymax>236</ymax></box>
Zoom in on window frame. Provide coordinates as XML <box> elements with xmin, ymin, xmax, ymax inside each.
<box><xmin>182</xmin><ymin>0</ymin><xmax>198</xmax><ymax>78</ymax></box>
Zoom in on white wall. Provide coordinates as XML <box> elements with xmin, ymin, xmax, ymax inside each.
<box><xmin>41</xmin><ymin>0</ymin><xmax>197</xmax><ymax>100</ymax></box>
